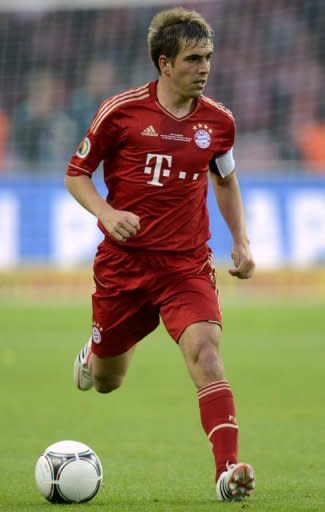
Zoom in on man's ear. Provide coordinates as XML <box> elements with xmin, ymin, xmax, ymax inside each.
<box><xmin>159</xmin><ymin>55</ymin><xmax>171</xmax><ymax>76</ymax></box>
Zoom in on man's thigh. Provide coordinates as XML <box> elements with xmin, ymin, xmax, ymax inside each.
<box><xmin>158</xmin><ymin>272</ymin><xmax>222</xmax><ymax>343</ymax></box>
<box><xmin>92</xmin><ymin>241</ymin><xmax>160</xmax><ymax>357</ymax></box>
<box><xmin>92</xmin><ymin>284</ymin><xmax>160</xmax><ymax>357</ymax></box>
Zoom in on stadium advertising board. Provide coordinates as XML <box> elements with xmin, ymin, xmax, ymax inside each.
<box><xmin>0</xmin><ymin>177</ymin><xmax>324</xmax><ymax>268</ymax></box>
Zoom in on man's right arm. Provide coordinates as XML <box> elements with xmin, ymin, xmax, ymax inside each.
<box><xmin>64</xmin><ymin>174</ymin><xmax>140</xmax><ymax>242</ymax></box>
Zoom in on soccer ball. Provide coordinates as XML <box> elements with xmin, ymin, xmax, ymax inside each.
<box><xmin>35</xmin><ymin>440</ymin><xmax>103</xmax><ymax>503</ymax></box>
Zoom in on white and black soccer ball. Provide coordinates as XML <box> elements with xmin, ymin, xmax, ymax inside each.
<box><xmin>35</xmin><ymin>440</ymin><xmax>103</xmax><ymax>503</ymax></box>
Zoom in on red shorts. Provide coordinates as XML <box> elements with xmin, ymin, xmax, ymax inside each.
<box><xmin>91</xmin><ymin>240</ymin><xmax>222</xmax><ymax>357</ymax></box>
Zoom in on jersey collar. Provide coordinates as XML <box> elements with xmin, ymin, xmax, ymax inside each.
<box><xmin>149</xmin><ymin>80</ymin><xmax>201</xmax><ymax>122</ymax></box>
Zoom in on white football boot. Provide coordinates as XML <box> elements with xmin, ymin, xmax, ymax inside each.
<box><xmin>216</xmin><ymin>462</ymin><xmax>256</xmax><ymax>502</ymax></box>
<box><xmin>73</xmin><ymin>338</ymin><xmax>93</xmax><ymax>391</ymax></box>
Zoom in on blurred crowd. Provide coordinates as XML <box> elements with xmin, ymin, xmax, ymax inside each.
<box><xmin>0</xmin><ymin>0</ymin><xmax>324</xmax><ymax>174</ymax></box>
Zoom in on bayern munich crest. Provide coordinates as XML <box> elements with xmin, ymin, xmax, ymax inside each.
<box><xmin>92</xmin><ymin>324</ymin><xmax>102</xmax><ymax>344</ymax></box>
<box><xmin>193</xmin><ymin>124</ymin><xmax>212</xmax><ymax>149</ymax></box>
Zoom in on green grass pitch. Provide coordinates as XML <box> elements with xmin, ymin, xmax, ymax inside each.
<box><xmin>1</xmin><ymin>298</ymin><xmax>324</xmax><ymax>511</ymax></box>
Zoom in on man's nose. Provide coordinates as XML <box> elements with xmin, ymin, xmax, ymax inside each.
<box><xmin>199</xmin><ymin>59</ymin><xmax>210</xmax><ymax>73</ymax></box>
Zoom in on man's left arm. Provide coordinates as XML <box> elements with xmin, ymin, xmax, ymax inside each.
<box><xmin>209</xmin><ymin>171</ymin><xmax>255</xmax><ymax>279</ymax></box>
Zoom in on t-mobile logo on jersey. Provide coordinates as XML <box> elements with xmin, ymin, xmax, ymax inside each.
<box><xmin>144</xmin><ymin>153</ymin><xmax>172</xmax><ymax>187</ymax></box>
<box><xmin>144</xmin><ymin>153</ymin><xmax>199</xmax><ymax>186</ymax></box>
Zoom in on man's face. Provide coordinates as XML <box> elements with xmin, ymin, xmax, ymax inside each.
<box><xmin>167</xmin><ymin>39</ymin><xmax>214</xmax><ymax>99</ymax></box>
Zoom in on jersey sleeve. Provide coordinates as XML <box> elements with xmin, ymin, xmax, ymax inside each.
<box><xmin>209</xmin><ymin>112</ymin><xmax>236</xmax><ymax>178</ymax></box>
<box><xmin>66</xmin><ymin>101</ymin><xmax>122</xmax><ymax>178</ymax></box>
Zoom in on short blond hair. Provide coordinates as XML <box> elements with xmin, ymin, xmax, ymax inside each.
<box><xmin>147</xmin><ymin>7</ymin><xmax>214</xmax><ymax>72</ymax></box>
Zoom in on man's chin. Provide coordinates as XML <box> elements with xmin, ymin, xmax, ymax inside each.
<box><xmin>192</xmin><ymin>84</ymin><xmax>207</xmax><ymax>97</ymax></box>
<box><xmin>191</xmin><ymin>89</ymin><xmax>205</xmax><ymax>98</ymax></box>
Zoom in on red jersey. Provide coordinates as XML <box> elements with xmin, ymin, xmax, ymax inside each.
<box><xmin>66</xmin><ymin>81</ymin><xmax>235</xmax><ymax>252</ymax></box>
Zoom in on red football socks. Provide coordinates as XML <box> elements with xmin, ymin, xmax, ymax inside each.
<box><xmin>198</xmin><ymin>380</ymin><xmax>238</xmax><ymax>481</ymax></box>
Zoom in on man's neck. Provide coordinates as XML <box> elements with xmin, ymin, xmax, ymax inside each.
<box><xmin>156</xmin><ymin>79</ymin><xmax>196</xmax><ymax>118</ymax></box>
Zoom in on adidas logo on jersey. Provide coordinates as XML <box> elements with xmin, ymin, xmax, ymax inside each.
<box><xmin>141</xmin><ymin>125</ymin><xmax>159</xmax><ymax>136</ymax></box>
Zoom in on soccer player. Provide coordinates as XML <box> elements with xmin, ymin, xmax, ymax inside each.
<box><xmin>65</xmin><ymin>7</ymin><xmax>256</xmax><ymax>502</ymax></box>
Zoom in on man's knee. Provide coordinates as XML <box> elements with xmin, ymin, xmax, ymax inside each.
<box><xmin>194</xmin><ymin>338</ymin><xmax>221</xmax><ymax>370</ymax></box>
<box><xmin>93</xmin><ymin>374</ymin><xmax>124</xmax><ymax>394</ymax></box>
<box><xmin>186</xmin><ymin>328</ymin><xmax>221</xmax><ymax>364</ymax></box>
<box><xmin>180</xmin><ymin>324</ymin><xmax>224</xmax><ymax>386</ymax></box>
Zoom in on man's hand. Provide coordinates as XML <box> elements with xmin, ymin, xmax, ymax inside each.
<box><xmin>99</xmin><ymin>206</ymin><xmax>141</xmax><ymax>242</ymax></box>
<box><xmin>229</xmin><ymin>242</ymin><xmax>255</xmax><ymax>279</ymax></box>
<box><xmin>64</xmin><ymin>175</ymin><xmax>141</xmax><ymax>242</ymax></box>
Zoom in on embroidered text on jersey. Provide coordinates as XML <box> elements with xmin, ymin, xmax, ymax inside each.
<box><xmin>160</xmin><ymin>133</ymin><xmax>192</xmax><ymax>142</ymax></box>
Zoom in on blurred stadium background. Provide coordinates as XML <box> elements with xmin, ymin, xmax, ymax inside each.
<box><xmin>0</xmin><ymin>0</ymin><xmax>324</xmax><ymax>300</ymax></box>
<box><xmin>1</xmin><ymin>5</ymin><xmax>324</xmax><ymax>510</ymax></box>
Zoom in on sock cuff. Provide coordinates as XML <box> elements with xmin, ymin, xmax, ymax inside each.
<box><xmin>197</xmin><ymin>380</ymin><xmax>231</xmax><ymax>401</ymax></box>
<box><xmin>208</xmin><ymin>422</ymin><xmax>239</xmax><ymax>440</ymax></box>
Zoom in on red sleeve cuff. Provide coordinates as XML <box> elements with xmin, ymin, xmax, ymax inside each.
<box><xmin>66</xmin><ymin>163</ymin><xmax>92</xmax><ymax>177</ymax></box>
